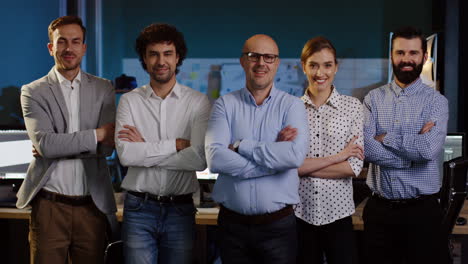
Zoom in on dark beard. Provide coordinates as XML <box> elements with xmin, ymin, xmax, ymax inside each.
<box><xmin>392</xmin><ymin>61</ymin><xmax>423</xmax><ymax>85</ymax></box>
<box><xmin>149</xmin><ymin>67</ymin><xmax>174</xmax><ymax>84</ymax></box>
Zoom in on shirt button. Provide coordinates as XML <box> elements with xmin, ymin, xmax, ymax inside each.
<box><xmin>316</xmin><ymin>134</ymin><xmax>319</xmax><ymax>137</ymax></box>
<box><xmin>395</xmin><ymin>120</ymin><xmax>399</xmax><ymax>123</ymax></box>
<box><xmin>314</xmin><ymin>191</ymin><xmax>318</xmax><ymax>195</ymax></box>
<box><xmin>317</xmin><ymin>115</ymin><xmax>320</xmax><ymax>118</ymax></box>
<box><xmin>315</xmin><ymin>154</ymin><xmax>319</xmax><ymax>157</ymax></box>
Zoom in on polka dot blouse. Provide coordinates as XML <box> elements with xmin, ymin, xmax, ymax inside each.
<box><xmin>294</xmin><ymin>87</ymin><xmax>364</xmax><ymax>226</ymax></box>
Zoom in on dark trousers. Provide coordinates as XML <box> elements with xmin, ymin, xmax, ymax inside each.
<box><xmin>296</xmin><ymin>216</ymin><xmax>357</xmax><ymax>264</ymax></box>
<box><xmin>363</xmin><ymin>195</ymin><xmax>446</xmax><ymax>264</ymax></box>
<box><xmin>29</xmin><ymin>195</ymin><xmax>108</xmax><ymax>264</ymax></box>
<box><xmin>218</xmin><ymin>213</ymin><xmax>297</xmax><ymax>264</ymax></box>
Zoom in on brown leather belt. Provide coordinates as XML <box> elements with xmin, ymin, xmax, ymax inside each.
<box><xmin>37</xmin><ymin>189</ymin><xmax>93</xmax><ymax>206</ymax></box>
<box><xmin>219</xmin><ymin>205</ymin><xmax>294</xmax><ymax>225</ymax></box>
<box><xmin>127</xmin><ymin>191</ymin><xmax>193</xmax><ymax>204</ymax></box>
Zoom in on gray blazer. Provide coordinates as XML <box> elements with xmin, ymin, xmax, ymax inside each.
<box><xmin>16</xmin><ymin>68</ymin><xmax>117</xmax><ymax>215</ymax></box>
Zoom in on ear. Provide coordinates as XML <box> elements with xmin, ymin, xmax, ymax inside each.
<box><xmin>176</xmin><ymin>53</ymin><xmax>180</xmax><ymax>65</ymax></box>
<box><xmin>83</xmin><ymin>43</ymin><xmax>87</xmax><ymax>54</ymax></box>
<box><xmin>301</xmin><ymin>62</ymin><xmax>306</xmax><ymax>74</ymax></box>
<box><xmin>239</xmin><ymin>56</ymin><xmax>246</xmax><ymax>69</ymax></box>
<box><xmin>423</xmin><ymin>52</ymin><xmax>428</xmax><ymax>64</ymax></box>
<box><xmin>47</xmin><ymin>43</ymin><xmax>54</xmax><ymax>56</ymax></box>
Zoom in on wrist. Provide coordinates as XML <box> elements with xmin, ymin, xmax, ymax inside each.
<box><xmin>233</xmin><ymin>140</ymin><xmax>241</xmax><ymax>153</ymax></box>
<box><xmin>96</xmin><ymin>128</ymin><xmax>103</xmax><ymax>142</ymax></box>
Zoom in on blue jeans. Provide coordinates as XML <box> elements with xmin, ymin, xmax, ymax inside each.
<box><xmin>218</xmin><ymin>213</ymin><xmax>297</xmax><ymax>264</ymax></box>
<box><xmin>122</xmin><ymin>193</ymin><xmax>196</xmax><ymax>264</ymax></box>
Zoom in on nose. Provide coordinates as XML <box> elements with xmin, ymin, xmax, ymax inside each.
<box><xmin>316</xmin><ymin>67</ymin><xmax>323</xmax><ymax>76</ymax></box>
<box><xmin>401</xmin><ymin>53</ymin><xmax>413</xmax><ymax>62</ymax></box>
<box><xmin>256</xmin><ymin>56</ymin><xmax>266</xmax><ymax>65</ymax></box>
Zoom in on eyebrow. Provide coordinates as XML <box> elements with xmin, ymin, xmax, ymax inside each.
<box><xmin>148</xmin><ymin>49</ymin><xmax>175</xmax><ymax>54</ymax></box>
<box><xmin>308</xmin><ymin>60</ymin><xmax>334</xmax><ymax>64</ymax></box>
<box><xmin>57</xmin><ymin>37</ymin><xmax>82</xmax><ymax>42</ymax></box>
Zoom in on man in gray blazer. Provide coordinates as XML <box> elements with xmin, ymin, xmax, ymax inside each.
<box><xmin>16</xmin><ymin>15</ymin><xmax>116</xmax><ymax>264</ymax></box>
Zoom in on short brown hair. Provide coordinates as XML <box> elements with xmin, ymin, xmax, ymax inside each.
<box><xmin>135</xmin><ymin>23</ymin><xmax>187</xmax><ymax>74</ymax></box>
<box><xmin>301</xmin><ymin>36</ymin><xmax>337</xmax><ymax>64</ymax></box>
<box><xmin>48</xmin><ymin>16</ymin><xmax>86</xmax><ymax>43</ymax></box>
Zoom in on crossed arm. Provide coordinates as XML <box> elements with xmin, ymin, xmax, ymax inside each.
<box><xmin>205</xmin><ymin>98</ymin><xmax>308</xmax><ymax>179</ymax></box>
<box><xmin>115</xmin><ymin>95</ymin><xmax>209</xmax><ymax>171</ymax></box>
<box><xmin>25</xmin><ymin>83</ymin><xmax>115</xmax><ymax>159</ymax></box>
<box><xmin>299</xmin><ymin>103</ymin><xmax>365</xmax><ymax>179</ymax></box>
<box><xmin>363</xmin><ymin>93</ymin><xmax>448</xmax><ymax>167</ymax></box>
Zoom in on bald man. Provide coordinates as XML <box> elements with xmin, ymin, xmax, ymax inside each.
<box><xmin>205</xmin><ymin>34</ymin><xmax>309</xmax><ymax>264</ymax></box>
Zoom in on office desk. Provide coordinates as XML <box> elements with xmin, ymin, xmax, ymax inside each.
<box><xmin>2</xmin><ymin>199</ymin><xmax>468</xmax><ymax>264</ymax></box>
<box><xmin>1</xmin><ymin>199</ymin><xmax>468</xmax><ymax>233</ymax></box>
<box><xmin>0</xmin><ymin>206</ymin><xmax>220</xmax><ymax>225</ymax></box>
<box><xmin>0</xmin><ymin>200</ymin><xmax>468</xmax><ymax>235</ymax></box>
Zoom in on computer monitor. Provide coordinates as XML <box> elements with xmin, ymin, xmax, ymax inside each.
<box><xmin>196</xmin><ymin>168</ymin><xmax>218</xmax><ymax>182</ymax></box>
<box><xmin>443</xmin><ymin>133</ymin><xmax>465</xmax><ymax>162</ymax></box>
<box><xmin>438</xmin><ymin>132</ymin><xmax>466</xmax><ymax>183</ymax></box>
<box><xmin>0</xmin><ymin>130</ymin><xmax>32</xmax><ymax>180</ymax></box>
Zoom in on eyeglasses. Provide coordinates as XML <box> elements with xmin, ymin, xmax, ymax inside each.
<box><xmin>242</xmin><ymin>52</ymin><xmax>279</xmax><ymax>64</ymax></box>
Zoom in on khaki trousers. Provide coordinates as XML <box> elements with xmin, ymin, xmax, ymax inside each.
<box><xmin>29</xmin><ymin>195</ymin><xmax>108</xmax><ymax>264</ymax></box>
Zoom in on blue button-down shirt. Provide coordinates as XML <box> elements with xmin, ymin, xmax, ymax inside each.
<box><xmin>205</xmin><ymin>86</ymin><xmax>309</xmax><ymax>215</ymax></box>
<box><xmin>364</xmin><ymin>78</ymin><xmax>449</xmax><ymax>199</ymax></box>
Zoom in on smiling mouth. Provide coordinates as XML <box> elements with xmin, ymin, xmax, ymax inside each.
<box><xmin>400</xmin><ymin>66</ymin><xmax>414</xmax><ymax>71</ymax></box>
<box><xmin>314</xmin><ymin>79</ymin><xmax>327</xmax><ymax>84</ymax></box>
<box><xmin>155</xmin><ymin>68</ymin><xmax>169</xmax><ymax>74</ymax></box>
<box><xmin>253</xmin><ymin>68</ymin><xmax>268</xmax><ymax>77</ymax></box>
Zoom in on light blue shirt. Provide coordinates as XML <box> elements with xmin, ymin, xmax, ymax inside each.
<box><xmin>364</xmin><ymin>78</ymin><xmax>449</xmax><ymax>199</ymax></box>
<box><xmin>205</xmin><ymin>86</ymin><xmax>309</xmax><ymax>215</ymax></box>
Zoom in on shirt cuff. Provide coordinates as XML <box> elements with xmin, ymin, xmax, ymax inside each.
<box><xmin>238</xmin><ymin>139</ymin><xmax>257</xmax><ymax>160</ymax></box>
<box><xmin>93</xmin><ymin>129</ymin><xmax>97</xmax><ymax>145</ymax></box>
<box><xmin>382</xmin><ymin>133</ymin><xmax>402</xmax><ymax>150</ymax></box>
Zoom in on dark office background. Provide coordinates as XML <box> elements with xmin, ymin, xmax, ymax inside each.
<box><xmin>0</xmin><ymin>0</ymin><xmax>466</xmax><ymax>132</ymax></box>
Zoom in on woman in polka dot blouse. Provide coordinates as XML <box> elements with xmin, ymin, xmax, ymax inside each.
<box><xmin>294</xmin><ymin>36</ymin><xmax>365</xmax><ymax>264</ymax></box>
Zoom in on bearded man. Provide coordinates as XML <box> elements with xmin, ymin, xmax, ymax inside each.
<box><xmin>362</xmin><ymin>26</ymin><xmax>449</xmax><ymax>264</ymax></box>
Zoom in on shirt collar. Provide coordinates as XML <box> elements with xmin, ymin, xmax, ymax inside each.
<box><xmin>144</xmin><ymin>81</ymin><xmax>181</xmax><ymax>100</ymax></box>
<box><xmin>242</xmin><ymin>84</ymin><xmax>278</xmax><ymax>106</ymax></box>
<box><xmin>54</xmin><ymin>66</ymin><xmax>81</xmax><ymax>86</ymax></box>
<box><xmin>391</xmin><ymin>77</ymin><xmax>423</xmax><ymax>97</ymax></box>
<box><xmin>301</xmin><ymin>85</ymin><xmax>340</xmax><ymax>109</ymax></box>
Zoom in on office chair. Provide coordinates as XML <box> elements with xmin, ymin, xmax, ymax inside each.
<box><xmin>104</xmin><ymin>240</ymin><xmax>123</xmax><ymax>264</ymax></box>
<box><xmin>439</xmin><ymin>157</ymin><xmax>468</xmax><ymax>263</ymax></box>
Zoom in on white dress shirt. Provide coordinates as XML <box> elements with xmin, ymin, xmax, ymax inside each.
<box><xmin>116</xmin><ymin>82</ymin><xmax>210</xmax><ymax>196</ymax></box>
<box><xmin>294</xmin><ymin>88</ymin><xmax>364</xmax><ymax>226</ymax></box>
<box><xmin>43</xmin><ymin>68</ymin><xmax>96</xmax><ymax>195</ymax></box>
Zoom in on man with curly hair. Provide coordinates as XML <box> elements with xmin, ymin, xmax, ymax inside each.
<box><xmin>115</xmin><ymin>23</ymin><xmax>210</xmax><ymax>264</ymax></box>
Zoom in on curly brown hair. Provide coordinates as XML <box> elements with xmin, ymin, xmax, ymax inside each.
<box><xmin>135</xmin><ymin>23</ymin><xmax>187</xmax><ymax>74</ymax></box>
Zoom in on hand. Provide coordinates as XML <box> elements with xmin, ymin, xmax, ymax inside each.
<box><xmin>419</xmin><ymin>121</ymin><xmax>435</xmax><ymax>134</ymax></box>
<box><xmin>176</xmin><ymin>138</ymin><xmax>190</xmax><ymax>152</ymax></box>
<box><xmin>336</xmin><ymin>136</ymin><xmax>364</xmax><ymax>161</ymax></box>
<box><xmin>96</xmin><ymin>123</ymin><xmax>115</xmax><ymax>146</ymax></box>
<box><xmin>117</xmin><ymin>125</ymin><xmax>145</xmax><ymax>143</ymax></box>
<box><xmin>374</xmin><ymin>133</ymin><xmax>386</xmax><ymax>143</ymax></box>
<box><xmin>276</xmin><ymin>125</ymin><xmax>298</xmax><ymax>142</ymax></box>
<box><xmin>32</xmin><ymin>145</ymin><xmax>40</xmax><ymax>157</ymax></box>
